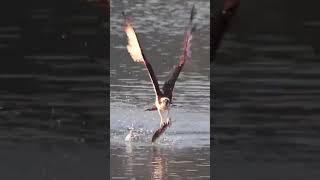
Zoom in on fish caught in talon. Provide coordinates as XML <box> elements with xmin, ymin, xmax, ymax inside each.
<box><xmin>152</xmin><ymin>119</ymin><xmax>172</xmax><ymax>143</ymax></box>
<box><xmin>123</xmin><ymin>6</ymin><xmax>196</xmax><ymax>142</ymax></box>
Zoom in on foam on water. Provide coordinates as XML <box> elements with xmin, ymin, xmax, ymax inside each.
<box><xmin>110</xmin><ymin>106</ymin><xmax>210</xmax><ymax>148</ymax></box>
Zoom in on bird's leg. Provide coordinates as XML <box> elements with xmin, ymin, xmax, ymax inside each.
<box><xmin>167</xmin><ymin>117</ymin><xmax>172</xmax><ymax>127</ymax></box>
<box><xmin>158</xmin><ymin>109</ymin><xmax>165</xmax><ymax>127</ymax></box>
<box><xmin>165</xmin><ymin>109</ymin><xmax>171</xmax><ymax>124</ymax></box>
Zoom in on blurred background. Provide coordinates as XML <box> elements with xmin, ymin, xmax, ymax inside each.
<box><xmin>0</xmin><ymin>0</ymin><xmax>108</xmax><ymax>179</ymax></box>
<box><xmin>213</xmin><ymin>0</ymin><xmax>320</xmax><ymax>179</ymax></box>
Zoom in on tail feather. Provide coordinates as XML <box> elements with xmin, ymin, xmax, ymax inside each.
<box><xmin>145</xmin><ymin>106</ymin><xmax>158</xmax><ymax>111</ymax></box>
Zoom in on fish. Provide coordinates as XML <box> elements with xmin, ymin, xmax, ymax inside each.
<box><xmin>151</xmin><ymin>118</ymin><xmax>172</xmax><ymax>143</ymax></box>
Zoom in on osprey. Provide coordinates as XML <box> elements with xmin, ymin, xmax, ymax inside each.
<box><xmin>123</xmin><ymin>6</ymin><xmax>196</xmax><ymax>142</ymax></box>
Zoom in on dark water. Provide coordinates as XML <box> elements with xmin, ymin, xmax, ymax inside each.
<box><xmin>110</xmin><ymin>0</ymin><xmax>210</xmax><ymax>179</ymax></box>
<box><xmin>213</xmin><ymin>0</ymin><xmax>320</xmax><ymax>179</ymax></box>
<box><xmin>0</xmin><ymin>0</ymin><xmax>108</xmax><ymax>179</ymax></box>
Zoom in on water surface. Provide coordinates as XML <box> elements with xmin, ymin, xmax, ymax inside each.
<box><xmin>110</xmin><ymin>0</ymin><xmax>210</xmax><ymax>179</ymax></box>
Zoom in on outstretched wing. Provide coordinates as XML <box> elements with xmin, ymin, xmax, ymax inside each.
<box><xmin>162</xmin><ymin>6</ymin><xmax>196</xmax><ymax>100</ymax></box>
<box><xmin>123</xmin><ymin>14</ymin><xmax>163</xmax><ymax>98</ymax></box>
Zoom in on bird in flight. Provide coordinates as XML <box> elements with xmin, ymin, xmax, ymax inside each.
<box><xmin>123</xmin><ymin>6</ymin><xmax>196</xmax><ymax>142</ymax></box>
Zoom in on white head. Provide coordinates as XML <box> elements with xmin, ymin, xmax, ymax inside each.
<box><xmin>160</xmin><ymin>97</ymin><xmax>170</xmax><ymax>106</ymax></box>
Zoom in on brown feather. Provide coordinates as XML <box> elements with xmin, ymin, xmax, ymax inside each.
<box><xmin>123</xmin><ymin>16</ymin><xmax>163</xmax><ymax>97</ymax></box>
<box><xmin>162</xmin><ymin>6</ymin><xmax>196</xmax><ymax>100</ymax></box>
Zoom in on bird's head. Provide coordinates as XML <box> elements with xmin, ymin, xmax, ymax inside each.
<box><xmin>160</xmin><ymin>97</ymin><xmax>171</xmax><ymax>107</ymax></box>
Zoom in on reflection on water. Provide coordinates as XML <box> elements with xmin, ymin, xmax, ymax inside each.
<box><xmin>110</xmin><ymin>0</ymin><xmax>210</xmax><ymax>178</ymax></box>
<box><xmin>152</xmin><ymin>147</ymin><xmax>166</xmax><ymax>179</ymax></box>
<box><xmin>111</xmin><ymin>143</ymin><xmax>210</xmax><ymax>179</ymax></box>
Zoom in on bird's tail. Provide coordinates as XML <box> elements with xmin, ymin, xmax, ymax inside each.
<box><xmin>144</xmin><ymin>104</ymin><xmax>157</xmax><ymax>111</ymax></box>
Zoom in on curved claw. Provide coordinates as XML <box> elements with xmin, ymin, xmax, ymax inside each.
<box><xmin>166</xmin><ymin>117</ymin><xmax>172</xmax><ymax>127</ymax></box>
<box><xmin>160</xmin><ymin>118</ymin><xmax>171</xmax><ymax>127</ymax></box>
<box><xmin>160</xmin><ymin>121</ymin><xmax>165</xmax><ymax>127</ymax></box>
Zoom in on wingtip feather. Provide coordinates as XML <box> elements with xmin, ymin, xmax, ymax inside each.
<box><xmin>123</xmin><ymin>17</ymin><xmax>145</xmax><ymax>64</ymax></box>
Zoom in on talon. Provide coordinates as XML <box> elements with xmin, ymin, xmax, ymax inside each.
<box><xmin>166</xmin><ymin>118</ymin><xmax>172</xmax><ymax>127</ymax></box>
<box><xmin>166</xmin><ymin>117</ymin><xmax>171</xmax><ymax>124</ymax></box>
